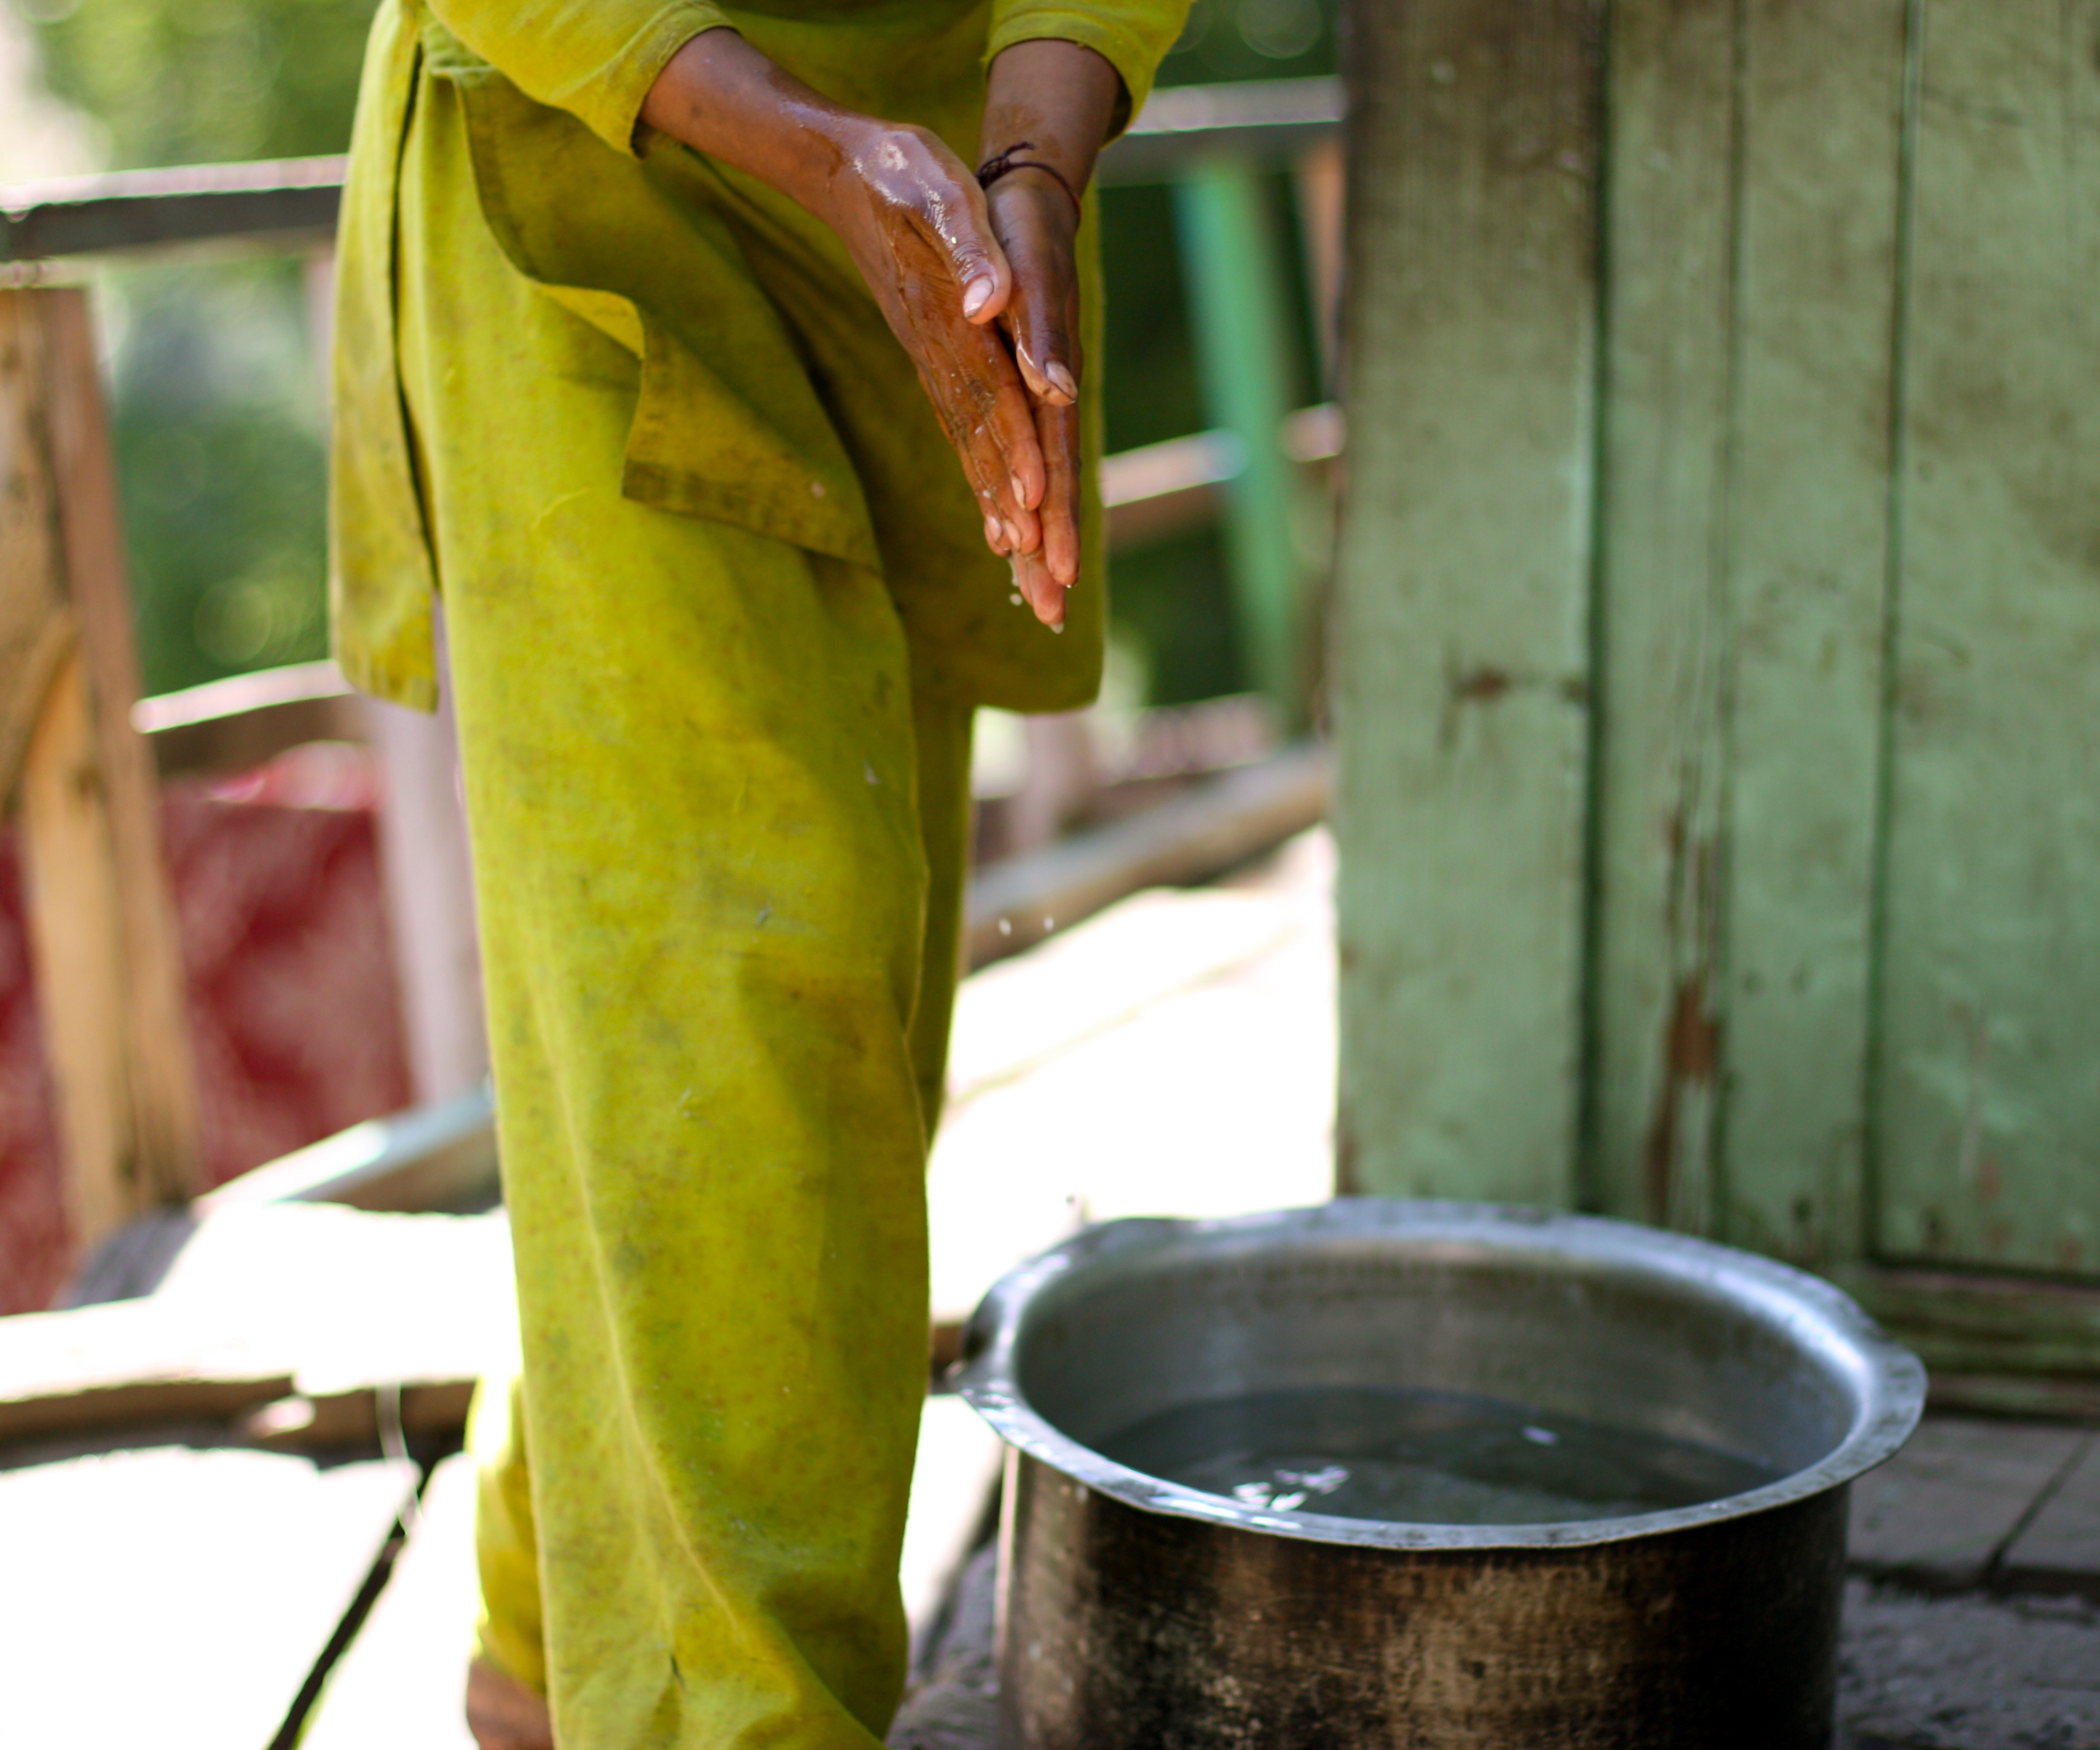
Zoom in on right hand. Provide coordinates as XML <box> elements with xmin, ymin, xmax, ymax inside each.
<box><xmin>814</xmin><ymin>119</ymin><xmax>1053</xmax><ymax>580</ymax></box>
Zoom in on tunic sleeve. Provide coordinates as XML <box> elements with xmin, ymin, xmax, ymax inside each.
<box><xmin>983</xmin><ymin>0</ymin><xmax>1193</xmax><ymax>136</ymax></box>
<box><xmin>416</xmin><ymin>0</ymin><xmax>733</xmax><ymax>155</ymax></box>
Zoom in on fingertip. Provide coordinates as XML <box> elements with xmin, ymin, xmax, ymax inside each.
<box><xmin>960</xmin><ymin>249</ymin><xmax>1012</xmax><ymax>325</ymax></box>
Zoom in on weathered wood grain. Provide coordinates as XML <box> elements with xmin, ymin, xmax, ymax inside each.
<box><xmin>1588</xmin><ymin>0</ymin><xmax>1739</xmax><ymax>1235</ymax></box>
<box><xmin>1592</xmin><ymin>0</ymin><xmax>1907</xmax><ymax>1263</ymax></box>
<box><xmin>40</xmin><ymin>290</ymin><xmax>200</xmax><ymax>1209</ymax></box>
<box><xmin>1873</xmin><ymin>0</ymin><xmax>2100</xmax><ymax>1274</ymax></box>
<box><xmin>1</xmin><ymin>286</ymin><xmax>199</xmax><ymax>1259</ymax></box>
<box><xmin>0</xmin><ymin>295</ymin><xmax>73</xmax><ymax>794</ymax></box>
<box><xmin>1334</xmin><ymin>0</ymin><xmax>1601</xmax><ymax>1201</ymax></box>
<box><xmin>18</xmin><ymin>651</ymin><xmax>140</xmax><ymax>1252</ymax></box>
<box><xmin>1711</xmin><ymin>0</ymin><xmax>1909</xmax><ymax>1268</ymax></box>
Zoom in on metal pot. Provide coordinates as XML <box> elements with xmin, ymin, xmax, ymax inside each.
<box><xmin>955</xmin><ymin>1200</ymin><xmax>1924</xmax><ymax>1750</ymax></box>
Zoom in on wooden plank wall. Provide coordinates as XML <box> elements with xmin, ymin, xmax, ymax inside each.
<box><xmin>1874</xmin><ymin>0</ymin><xmax>2100</xmax><ymax>1276</ymax></box>
<box><xmin>1333</xmin><ymin>0</ymin><xmax>1602</xmax><ymax>1203</ymax></box>
<box><xmin>1339</xmin><ymin>0</ymin><xmax>2100</xmax><ymax>1313</ymax></box>
<box><xmin>1592</xmin><ymin>0</ymin><xmax>1908</xmax><ymax>1266</ymax></box>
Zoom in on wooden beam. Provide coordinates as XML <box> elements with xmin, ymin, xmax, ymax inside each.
<box><xmin>1839</xmin><ymin>1265</ymin><xmax>2100</xmax><ymax>1383</ymax></box>
<box><xmin>1</xmin><ymin>287</ymin><xmax>200</xmax><ymax>1258</ymax></box>
<box><xmin>133</xmin><ymin>658</ymin><xmax>363</xmax><ymax>779</ymax></box>
<box><xmin>0</xmin><ymin>156</ymin><xmax>345</xmax><ymax>264</ymax></box>
<box><xmin>967</xmin><ymin>743</ymin><xmax>1327</xmax><ymax>967</ymax></box>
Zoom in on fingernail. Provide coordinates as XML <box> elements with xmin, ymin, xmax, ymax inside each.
<box><xmin>1010</xmin><ymin>474</ymin><xmax>1027</xmax><ymax>505</ymax></box>
<box><xmin>962</xmin><ymin>277</ymin><xmax>995</xmax><ymax>317</ymax></box>
<box><xmin>1047</xmin><ymin>362</ymin><xmax>1077</xmax><ymax>401</ymax></box>
<box><xmin>985</xmin><ymin>517</ymin><xmax>1002</xmax><ymax>544</ymax></box>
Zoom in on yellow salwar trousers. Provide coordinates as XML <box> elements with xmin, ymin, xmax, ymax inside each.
<box><xmin>399</xmin><ymin>73</ymin><xmax>972</xmax><ymax>1749</ymax></box>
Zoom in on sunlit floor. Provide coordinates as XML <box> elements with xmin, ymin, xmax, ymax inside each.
<box><xmin>929</xmin><ymin>827</ymin><xmax>1335</xmax><ymax>1323</ymax></box>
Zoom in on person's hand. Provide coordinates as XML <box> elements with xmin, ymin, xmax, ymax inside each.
<box><xmin>974</xmin><ymin>39</ymin><xmax>1123</xmax><ymax>629</ymax></box>
<box><xmin>810</xmin><ymin>120</ymin><xmax>1053</xmax><ymax>583</ymax></box>
<box><xmin>983</xmin><ymin>168</ymin><xmax>1083</xmax><ymax>627</ymax></box>
<box><xmin>640</xmin><ymin>31</ymin><xmax>1123</xmax><ymax>633</ymax></box>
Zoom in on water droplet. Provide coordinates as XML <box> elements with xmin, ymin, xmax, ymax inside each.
<box><xmin>997</xmin><ymin>917</ymin><xmax>1013</xmax><ymax>936</ymax></box>
<box><xmin>863</xmin><ymin>761</ymin><xmax>881</xmax><ymax>786</ymax></box>
<box><xmin>1522</xmin><ymin>1426</ymin><xmax>1560</xmax><ymax>1446</ymax></box>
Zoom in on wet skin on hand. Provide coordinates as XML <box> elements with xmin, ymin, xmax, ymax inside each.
<box><xmin>640</xmin><ymin>29</ymin><xmax>1120</xmax><ymax>632</ymax></box>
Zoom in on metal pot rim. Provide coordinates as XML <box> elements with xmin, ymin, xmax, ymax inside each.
<box><xmin>954</xmin><ymin>1198</ymin><xmax>1926</xmax><ymax>1552</ymax></box>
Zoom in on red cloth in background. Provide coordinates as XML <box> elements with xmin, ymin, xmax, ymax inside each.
<box><xmin>0</xmin><ymin>779</ymin><xmax>412</xmax><ymax>1314</ymax></box>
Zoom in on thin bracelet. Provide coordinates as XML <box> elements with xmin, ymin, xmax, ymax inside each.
<box><xmin>976</xmin><ymin>141</ymin><xmax>1084</xmax><ymax>219</ymax></box>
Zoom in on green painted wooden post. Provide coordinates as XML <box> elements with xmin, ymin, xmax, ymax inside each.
<box><xmin>1332</xmin><ymin>0</ymin><xmax>1601</xmax><ymax>1206</ymax></box>
<box><xmin>1172</xmin><ymin>159</ymin><xmax>1304</xmax><ymax>720</ymax></box>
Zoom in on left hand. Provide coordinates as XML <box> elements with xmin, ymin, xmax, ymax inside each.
<box><xmin>975</xmin><ymin>38</ymin><xmax>1122</xmax><ymax>630</ymax></box>
<box><xmin>982</xmin><ymin>168</ymin><xmax>1083</xmax><ymax>626</ymax></box>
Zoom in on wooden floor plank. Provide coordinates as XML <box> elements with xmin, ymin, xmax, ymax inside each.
<box><xmin>1848</xmin><ymin>1416</ymin><xmax>2086</xmax><ymax>1589</ymax></box>
<box><xmin>2002</xmin><ymin>1431</ymin><xmax>2100</xmax><ymax>1595</ymax></box>
<box><xmin>0</xmin><ymin>1205</ymin><xmax>514</xmax><ymax>1450</ymax></box>
<box><xmin>304</xmin><ymin>1400</ymin><xmax>1005</xmax><ymax>1744</ymax></box>
<box><xmin>929</xmin><ymin>832</ymin><xmax>1334</xmax><ymax>1320</ymax></box>
<box><xmin>0</xmin><ymin>1446</ymin><xmax>415</xmax><ymax>1749</ymax></box>
<box><xmin>302</xmin><ymin>1454</ymin><xmax>480</xmax><ymax>1750</ymax></box>
<box><xmin>901</xmin><ymin>1397</ymin><xmax>1004</xmax><ymax>1644</ymax></box>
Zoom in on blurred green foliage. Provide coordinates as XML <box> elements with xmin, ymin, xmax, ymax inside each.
<box><xmin>109</xmin><ymin>260</ymin><xmax>333</xmax><ymax>690</ymax></box>
<box><xmin>18</xmin><ymin>0</ymin><xmax>1332</xmax><ymax>703</ymax></box>
<box><xmin>18</xmin><ymin>0</ymin><xmax>374</xmax><ymax>694</ymax></box>
<box><xmin>27</xmin><ymin>0</ymin><xmax>372</xmax><ymax>167</ymax></box>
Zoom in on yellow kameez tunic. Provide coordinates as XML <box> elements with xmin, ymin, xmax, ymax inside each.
<box><xmin>327</xmin><ymin>0</ymin><xmax>1186</xmax><ymax>1744</ymax></box>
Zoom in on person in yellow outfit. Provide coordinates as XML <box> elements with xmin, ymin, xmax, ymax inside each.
<box><xmin>328</xmin><ymin>0</ymin><xmax>1187</xmax><ymax>1743</ymax></box>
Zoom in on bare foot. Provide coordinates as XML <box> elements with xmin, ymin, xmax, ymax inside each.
<box><xmin>465</xmin><ymin>1657</ymin><xmax>554</xmax><ymax>1750</ymax></box>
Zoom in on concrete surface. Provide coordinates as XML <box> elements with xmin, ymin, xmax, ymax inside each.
<box><xmin>1836</xmin><ymin>1581</ymin><xmax>2100</xmax><ymax>1749</ymax></box>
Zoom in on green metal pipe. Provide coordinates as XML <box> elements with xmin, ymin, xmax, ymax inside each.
<box><xmin>1171</xmin><ymin>158</ymin><xmax>1305</xmax><ymax>721</ymax></box>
